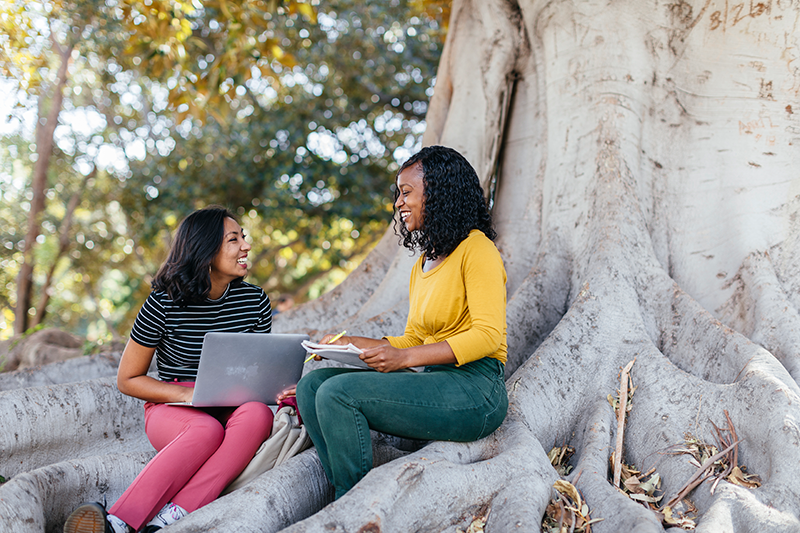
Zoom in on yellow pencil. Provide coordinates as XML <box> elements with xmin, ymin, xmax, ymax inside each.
<box><xmin>304</xmin><ymin>330</ymin><xmax>347</xmax><ymax>363</ymax></box>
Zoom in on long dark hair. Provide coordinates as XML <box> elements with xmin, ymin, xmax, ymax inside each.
<box><xmin>151</xmin><ymin>206</ymin><xmax>242</xmax><ymax>304</ymax></box>
<box><xmin>393</xmin><ymin>145</ymin><xmax>495</xmax><ymax>260</ymax></box>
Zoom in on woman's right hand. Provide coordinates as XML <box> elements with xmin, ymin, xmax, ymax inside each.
<box><xmin>176</xmin><ymin>385</ymin><xmax>195</xmax><ymax>403</ymax></box>
<box><xmin>319</xmin><ymin>333</ymin><xmax>349</xmax><ymax>345</ymax></box>
<box><xmin>307</xmin><ymin>333</ymin><xmax>349</xmax><ymax>362</ymax></box>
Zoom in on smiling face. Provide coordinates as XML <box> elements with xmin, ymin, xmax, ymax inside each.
<box><xmin>209</xmin><ymin>217</ymin><xmax>251</xmax><ymax>293</ymax></box>
<box><xmin>395</xmin><ymin>162</ymin><xmax>425</xmax><ymax>233</ymax></box>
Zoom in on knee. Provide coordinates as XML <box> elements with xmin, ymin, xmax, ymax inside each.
<box><xmin>297</xmin><ymin>370</ymin><xmax>324</xmax><ymax>398</ymax></box>
<box><xmin>296</xmin><ymin>371</ymin><xmax>327</xmax><ymax>409</ymax></box>
<box><xmin>232</xmin><ymin>402</ymin><xmax>274</xmax><ymax>438</ymax></box>
<box><xmin>185</xmin><ymin>417</ymin><xmax>226</xmax><ymax>449</ymax></box>
<box><xmin>311</xmin><ymin>379</ymin><xmax>357</xmax><ymax>420</ymax></box>
<box><xmin>316</xmin><ymin>377</ymin><xmax>348</xmax><ymax>402</ymax></box>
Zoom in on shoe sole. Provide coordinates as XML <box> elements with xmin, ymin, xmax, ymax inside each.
<box><xmin>63</xmin><ymin>503</ymin><xmax>107</xmax><ymax>533</ymax></box>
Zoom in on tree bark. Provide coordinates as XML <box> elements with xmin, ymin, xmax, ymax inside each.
<box><xmin>3</xmin><ymin>0</ymin><xmax>800</xmax><ymax>531</ymax></box>
<box><xmin>275</xmin><ymin>0</ymin><xmax>800</xmax><ymax>530</ymax></box>
<box><xmin>14</xmin><ymin>40</ymin><xmax>74</xmax><ymax>334</ymax></box>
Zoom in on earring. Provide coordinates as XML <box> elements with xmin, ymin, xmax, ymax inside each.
<box><xmin>208</xmin><ymin>265</ymin><xmax>212</xmax><ymax>274</ymax></box>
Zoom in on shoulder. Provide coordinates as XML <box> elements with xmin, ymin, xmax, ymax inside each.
<box><xmin>457</xmin><ymin>231</ymin><xmax>505</xmax><ymax>282</ymax></box>
<box><xmin>227</xmin><ymin>282</ymin><xmax>270</xmax><ymax>308</ymax></box>
<box><xmin>460</xmin><ymin>230</ymin><xmax>501</xmax><ymax>258</ymax></box>
<box><xmin>234</xmin><ymin>281</ymin><xmax>267</xmax><ymax>296</ymax></box>
<box><xmin>143</xmin><ymin>290</ymin><xmax>170</xmax><ymax>309</ymax></box>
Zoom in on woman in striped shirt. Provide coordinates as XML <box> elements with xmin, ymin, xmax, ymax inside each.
<box><xmin>64</xmin><ymin>206</ymin><xmax>273</xmax><ymax>533</ymax></box>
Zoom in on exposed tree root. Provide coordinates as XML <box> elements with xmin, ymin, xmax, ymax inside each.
<box><xmin>0</xmin><ymin>452</ymin><xmax>153</xmax><ymax>533</ymax></box>
<box><xmin>0</xmin><ymin>378</ymin><xmax>148</xmax><ymax>478</ymax></box>
<box><xmin>718</xmin><ymin>251</ymin><xmax>800</xmax><ymax>384</ymax></box>
<box><xmin>0</xmin><ymin>352</ymin><xmax>120</xmax><ymax>392</ymax></box>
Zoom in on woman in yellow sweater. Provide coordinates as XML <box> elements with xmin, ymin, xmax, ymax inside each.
<box><xmin>296</xmin><ymin>145</ymin><xmax>508</xmax><ymax>499</ymax></box>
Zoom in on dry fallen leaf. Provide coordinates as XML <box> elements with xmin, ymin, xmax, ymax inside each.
<box><xmin>727</xmin><ymin>465</ymin><xmax>761</xmax><ymax>489</ymax></box>
<box><xmin>542</xmin><ymin>480</ymin><xmax>602</xmax><ymax>533</ymax></box>
<box><xmin>548</xmin><ymin>444</ymin><xmax>575</xmax><ymax>476</ymax></box>
<box><xmin>554</xmin><ymin>479</ymin><xmax>582</xmax><ymax>509</ymax></box>
<box><xmin>662</xmin><ymin>504</ymin><xmax>697</xmax><ymax>530</ymax></box>
<box><xmin>457</xmin><ymin>510</ymin><xmax>490</xmax><ymax>533</ymax></box>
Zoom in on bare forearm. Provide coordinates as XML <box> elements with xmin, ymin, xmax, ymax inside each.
<box><xmin>399</xmin><ymin>341</ymin><xmax>457</xmax><ymax>367</ymax></box>
<box><xmin>118</xmin><ymin>375</ymin><xmax>193</xmax><ymax>404</ymax></box>
<box><xmin>117</xmin><ymin>338</ymin><xmax>193</xmax><ymax>403</ymax></box>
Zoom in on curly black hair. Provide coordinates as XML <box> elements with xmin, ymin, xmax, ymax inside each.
<box><xmin>151</xmin><ymin>206</ymin><xmax>243</xmax><ymax>304</ymax></box>
<box><xmin>393</xmin><ymin>145</ymin><xmax>495</xmax><ymax>260</ymax></box>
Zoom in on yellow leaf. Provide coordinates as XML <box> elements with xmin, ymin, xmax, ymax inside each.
<box><xmin>553</xmin><ymin>479</ymin><xmax>581</xmax><ymax>509</ymax></box>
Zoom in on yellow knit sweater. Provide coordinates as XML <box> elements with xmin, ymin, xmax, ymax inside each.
<box><xmin>385</xmin><ymin>229</ymin><xmax>507</xmax><ymax>366</ymax></box>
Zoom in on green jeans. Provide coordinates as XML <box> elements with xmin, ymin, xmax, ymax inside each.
<box><xmin>296</xmin><ymin>357</ymin><xmax>508</xmax><ymax>499</ymax></box>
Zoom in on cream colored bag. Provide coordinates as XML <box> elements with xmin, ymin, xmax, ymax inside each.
<box><xmin>222</xmin><ymin>403</ymin><xmax>311</xmax><ymax>494</ymax></box>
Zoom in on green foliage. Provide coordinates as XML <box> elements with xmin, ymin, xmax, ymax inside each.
<box><xmin>0</xmin><ymin>0</ymin><xmax>446</xmax><ymax>340</ymax></box>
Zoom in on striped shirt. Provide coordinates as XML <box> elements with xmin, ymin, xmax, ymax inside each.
<box><xmin>129</xmin><ymin>282</ymin><xmax>272</xmax><ymax>381</ymax></box>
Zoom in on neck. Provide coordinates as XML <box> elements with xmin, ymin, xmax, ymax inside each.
<box><xmin>208</xmin><ymin>280</ymin><xmax>229</xmax><ymax>300</ymax></box>
<box><xmin>423</xmin><ymin>256</ymin><xmax>445</xmax><ymax>272</ymax></box>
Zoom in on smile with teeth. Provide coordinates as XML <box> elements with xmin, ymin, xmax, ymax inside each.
<box><xmin>400</xmin><ymin>211</ymin><xmax>411</xmax><ymax>222</ymax></box>
<box><xmin>237</xmin><ymin>257</ymin><xmax>247</xmax><ymax>266</ymax></box>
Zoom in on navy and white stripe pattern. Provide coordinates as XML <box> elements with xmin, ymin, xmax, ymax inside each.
<box><xmin>129</xmin><ymin>281</ymin><xmax>272</xmax><ymax>381</ymax></box>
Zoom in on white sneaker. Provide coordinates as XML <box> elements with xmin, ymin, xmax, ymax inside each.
<box><xmin>145</xmin><ymin>502</ymin><xmax>188</xmax><ymax>531</ymax></box>
<box><xmin>107</xmin><ymin>514</ymin><xmax>131</xmax><ymax>533</ymax></box>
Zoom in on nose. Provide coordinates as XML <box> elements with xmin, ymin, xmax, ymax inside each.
<box><xmin>395</xmin><ymin>194</ymin><xmax>403</xmax><ymax>208</ymax></box>
<box><xmin>242</xmin><ymin>239</ymin><xmax>252</xmax><ymax>252</ymax></box>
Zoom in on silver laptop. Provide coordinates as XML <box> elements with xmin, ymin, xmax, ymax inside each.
<box><xmin>169</xmin><ymin>332</ymin><xmax>309</xmax><ymax>407</ymax></box>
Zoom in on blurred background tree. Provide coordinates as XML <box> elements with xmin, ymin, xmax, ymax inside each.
<box><xmin>0</xmin><ymin>0</ymin><xmax>449</xmax><ymax>343</ymax></box>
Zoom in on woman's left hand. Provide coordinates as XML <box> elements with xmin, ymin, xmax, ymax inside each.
<box><xmin>360</xmin><ymin>344</ymin><xmax>409</xmax><ymax>373</ymax></box>
<box><xmin>277</xmin><ymin>386</ymin><xmax>297</xmax><ymax>401</ymax></box>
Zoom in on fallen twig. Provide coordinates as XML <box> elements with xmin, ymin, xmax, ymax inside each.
<box><xmin>613</xmin><ymin>358</ymin><xmax>636</xmax><ymax>488</ymax></box>
<box><xmin>663</xmin><ymin>440</ymin><xmax>739</xmax><ymax>509</ymax></box>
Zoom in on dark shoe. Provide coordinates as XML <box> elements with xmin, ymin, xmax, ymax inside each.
<box><xmin>63</xmin><ymin>502</ymin><xmax>112</xmax><ymax>533</ymax></box>
<box><xmin>141</xmin><ymin>526</ymin><xmax>162</xmax><ymax>533</ymax></box>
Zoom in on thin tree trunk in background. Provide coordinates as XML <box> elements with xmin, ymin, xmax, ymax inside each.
<box><xmin>14</xmin><ymin>40</ymin><xmax>73</xmax><ymax>334</ymax></box>
<box><xmin>30</xmin><ymin>167</ymin><xmax>93</xmax><ymax>328</ymax></box>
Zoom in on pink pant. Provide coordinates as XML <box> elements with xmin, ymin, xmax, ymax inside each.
<box><xmin>109</xmin><ymin>389</ymin><xmax>273</xmax><ymax>530</ymax></box>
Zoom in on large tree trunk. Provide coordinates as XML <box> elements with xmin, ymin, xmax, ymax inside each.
<box><xmin>261</xmin><ymin>0</ymin><xmax>800</xmax><ymax>530</ymax></box>
<box><xmin>2</xmin><ymin>0</ymin><xmax>800</xmax><ymax>531</ymax></box>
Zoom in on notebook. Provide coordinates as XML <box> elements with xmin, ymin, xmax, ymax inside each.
<box><xmin>301</xmin><ymin>340</ymin><xmax>367</xmax><ymax>369</ymax></box>
<box><xmin>168</xmin><ymin>332</ymin><xmax>309</xmax><ymax>407</ymax></box>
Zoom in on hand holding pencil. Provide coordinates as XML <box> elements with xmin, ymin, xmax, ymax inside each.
<box><xmin>304</xmin><ymin>330</ymin><xmax>347</xmax><ymax>363</ymax></box>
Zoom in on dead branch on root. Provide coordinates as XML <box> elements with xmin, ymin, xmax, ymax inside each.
<box><xmin>666</xmin><ymin>410</ymin><xmax>761</xmax><ymax>506</ymax></box>
<box><xmin>658</xmin><ymin>410</ymin><xmax>762</xmax><ymax>528</ymax></box>
<box><xmin>608</xmin><ymin>359</ymin><xmax>636</xmax><ymax>488</ymax></box>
